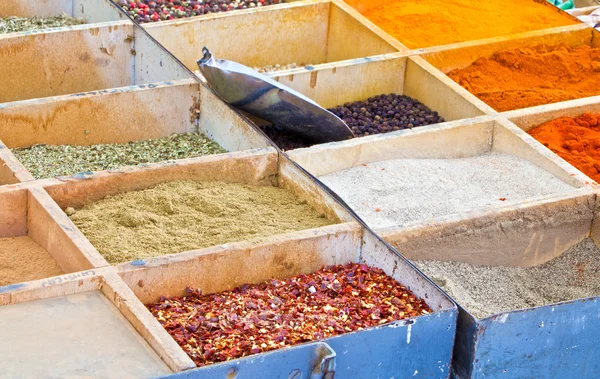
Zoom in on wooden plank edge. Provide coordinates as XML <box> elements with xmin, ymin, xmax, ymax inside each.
<box><xmin>116</xmin><ymin>222</ymin><xmax>361</xmax><ymax>272</ymax></box>
<box><xmin>493</xmin><ymin>117</ymin><xmax>596</xmax><ymax>188</ymax></box>
<box><xmin>0</xmin><ymin>139</ymin><xmax>34</xmax><ymax>184</ymax></box>
<box><xmin>412</xmin><ymin>23</ymin><xmax>591</xmax><ymax>57</ymax></box>
<box><xmin>331</xmin><ymin>0</ymin><xmax>410</xmax><ymax>52</ymax></box>
<box><xmin>409</xmin><ymin>55</ymin><xmax>498</xmax><ymax>115</ymax></box>
<box><xmin>100</xmin><ymin>271</ymin><xmax>197</xmax><ymax>372</ymax></box>
<box><xmin>0</xmin><ymin>19</ymin><xmax>132</xmax><ymax>41</ymax></box>
<box><xmin>28</xmin><ymin>187</ymin><xmax>110</xmax><ymax>269</ymax></box>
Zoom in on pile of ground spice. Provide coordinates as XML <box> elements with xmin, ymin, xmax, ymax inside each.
<box><xmin>0</xmin><ymin>14</ymin><xmax>85</xmax><ymax>34</ymax></box>
<box><xmin>528</xmin><ymin>113</ymin><xmax>600</xmax><ymax>183</ymax></box>
<box><xmin>0</xmin><ymin>236</ymin><xmax>63</xmax><ymax>287</ymax></box>
<box><xmin>69</xmin><ymin>181</ymin><xmax>336</xmax><ymax>264</ymax></box>
<box><xmin>260</xmin><ymin>93</ymin><xmax>444</xmax><ymax>151</ymax></box>
<box><xmin>447</xmin><ymin>45</ymin><xmax>600</xmax><ymax>112</ymax></box>
<box><xmin>252</xmin><ymin>63</ymin><xmax>304</xmax><ymax>73</ymax></box>
<box><xmin>12</xmin><ymin>133</ymin><xmax>225</xmax><ymax>179</ymax></box>
<box><xmin>345</xmin><ymin>0</ymin><xmax>577</xmax><ymax>49</ymax></box>
<box><xmin>147</xmin><ymin>263</ymin><xmax>431</xmax><ymax>367</ymax></box>
<box><xmin>318</xmin><ymin>152</ymin><xmax>573</xmax><ymax>229</ymax></box>
<box><xmin>415</xmin><ymin>238</ymin><xmax>600</xmax><ymax>319</ymax></box>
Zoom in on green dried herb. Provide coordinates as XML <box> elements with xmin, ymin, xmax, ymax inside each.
<box><xmin>12</xmin><ymin>133</ymin><xmax>226</xmax><ymax>179</ymax></box>
<box><xmin>0</xmin><ymin>13</ymin><xmax>85</xmax><ymax>34</ymax></box>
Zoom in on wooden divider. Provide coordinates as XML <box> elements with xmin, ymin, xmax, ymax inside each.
<box><xmin>143</xmin><ymin>0</ymin><xmax>399</xmax><ymax>73</ymax></box>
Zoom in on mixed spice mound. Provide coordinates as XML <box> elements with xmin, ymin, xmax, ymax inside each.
<box><xmin>68</xmin><ymin>180</ymin><xmax>335</xmax><ymax>264</ymax></box>
<box><xmin>147</xmin><ymin>263</ymin><xmax>431</xmax><ymax>367</ymax></box>
<box><xmin>120</xmin><ymin>0</ymin><xmax>284</xmax><ymax>23</ymax></box>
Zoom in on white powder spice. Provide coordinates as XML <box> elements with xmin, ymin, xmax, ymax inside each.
<box><xmin>415</xmin><ymin>238</ymin><xmax>600</xmax><ymax>319</ymax></box>
<box><xmin>318</xmin><ymin>152</ymin><xmax>574</xmax><ymax>229</ymax></box>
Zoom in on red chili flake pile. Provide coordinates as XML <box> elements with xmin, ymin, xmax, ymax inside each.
<box><xmin>147</xmin><ymin>262</ymin><xmax>431</xmax><ymax>367</ymax></box>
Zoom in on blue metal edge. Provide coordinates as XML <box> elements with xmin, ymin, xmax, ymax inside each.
<box><xmin>156</xmin><ymin>308</ymin><xmax>456</xmax><ymax>379</ymax></box>
<box><xmin>154</xmin><ymin>341</ymin><xmax>334</xmax><ymax>379</ymax></box>
<box><xmin>453</xmin><ymin>296</ymin><xmax>600</xmax><ymax>378</ymax></box>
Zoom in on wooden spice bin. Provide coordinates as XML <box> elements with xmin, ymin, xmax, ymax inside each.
<box><xmin>270</xmin><ymin>53</ymin><xmax>488</xmax><ymax>129</ymax></box>
<box><xmin>0</xmin><ymin>185</ymin><xmax>103</xmax><ymax>290</ymax></box>
<box><xmin>0</xmin><ymin>79</ymin><xmax>271</xmax><ymax>181</ymax></box>
<box><xmin>0</xmin><ymin>268</ymin><xmax>182</xmax><ymax>376</ymax></box>
<box><xmin>40</xmin><ymin>148</ymin><xmax>359</xmax><ymax>268</ymax></box>
<box><xmin>0</xmin><ymin>20</ymin><xmax>191</xmax><ymax>104</ymax></box>
<box><xmin>0</xmin><ymin>140</ymin><xmax>31</xmax><ymax>185</ymax></box>
<box><xmin>288</xmin><ymin>116</ymin><xmax>595</xmax><ymax>267</ymax></box>
<box><xmin>117</xmin><ymin>228</ymin><xmax>457</xmax><ymax>378</ymax></box>
<box><xmin>0</xmin><ymin>0</ymin><xmax>125</xmax><ymax>22</ymax></box>
<box><xmin>501</xmin><ymin>95</ymin><xmax>600</xmax><ymax>246</ymax></box>
<box><xmin>415</xmin><ymin>24</ymin><xmax>596</xmax><ymax>114</ymax></box>
<box><xmin>142</xmin><ymin>0</ymin><xmax>400</xmax><ymax>75</ymax></box>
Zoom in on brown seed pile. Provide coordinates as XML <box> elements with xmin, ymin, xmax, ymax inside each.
<box><xmin>69</xmin><ymin>180</ymin><xmax>336</xmax><ymax>264</ymax></box>
<box><xmin>147</xmin><ymin>263</ymin><xmax>431</xmax><ymax>367</ymax></box>
<box><xmin>0</xmin><ymin>236</ymin><xmax>63</xmax><ymax>287</ymax></box>
<box><xmin>261</xmin><ymin>93</ymin><xmax>444</xmax><ymax>151</ymax></box>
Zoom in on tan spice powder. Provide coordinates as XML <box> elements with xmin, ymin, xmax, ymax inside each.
<box><xmin>0</xmin><ymin>236</ymin><xmax>64</xmax><ymax>287</ymax></box>
<box><xmin>69</xmin><ymin>181</ymin><xmax>337</xmax><ymax>265</ymax></box>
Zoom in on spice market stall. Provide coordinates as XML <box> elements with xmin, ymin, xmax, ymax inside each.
<box><xmin>3</xmin><ymin>0</ymin><xmax>600</xmax><ymax>377</ymax></box>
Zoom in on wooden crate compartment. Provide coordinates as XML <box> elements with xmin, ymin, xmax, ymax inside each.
<box><xmin>0</xmin><ymin>80</ymin><xmax>271</xmax><ymax>180</ymax></box>
<box><xmin>0</xmin><ymin>185</ymin><xmax>104</xmax><ymax>289</ymax></box>
<box><xmin>340</xmin><ymin>0</ymin><xmax>580</xmax><ymax>50</ymax></box>
<box><xmin>269</xmin><ymin>54</ymin><xmax>488</xmax><ymax>145</ymax></box>
<box><xmin>0</xmin><ymin>0</ymin><xmax>125</xmax><ymax>23</ymax></box>
<box><xmin>0</xmin><ymin>140</ymin><xmax>32</xmax><ymax>185</ymax></box>
<box><xmin>41</xmin><ymin>149</ymin><xmax>358</xmax><ymax>268</ymax></box>
<box><xmin>0</xmin><ymin>20</ymin><xmax>191</xmax><ymax>104</ymax></box>
<box><xmin>416</xmin><ymin>24</ymin><xmax>596</xmax><ymax>114</ymax></box>
<box><xmin>288</xmin><ymin>116</ymin><xmax>595</xmax><ymax>267</ymax></box>
<box><xmin>143</xmin><ymin>0</ymin><xmax>399</xmax><ymax>74</ymax></box>
<box><xmin>118</xmin><ymin>228</ymin><xmax>457</xmax><ymax>378</ymax></box>
<box><xmin>0</xmin><ymin>268</ymin><xmax>190</xmax><ymax>375</ymax></box>
<box><xmin>501</xmin><ymin>97</ymin><xmax>600</xmax><ymax>248</ymax></box>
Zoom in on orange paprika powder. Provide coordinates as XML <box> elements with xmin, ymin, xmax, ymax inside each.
<box><xmin>447</xmin><ymin>45</ymin><xmax>600</xmax><ymax>112</ymax></box>
<box><xmin>528</xmin><ymin>113</ymin><xmax>600</xmax><ymax>183</ymax></box>
<box><xmin>343</xmin><ymin>0</ymin><xmax>578</xmax><ymax>49</ymax></box>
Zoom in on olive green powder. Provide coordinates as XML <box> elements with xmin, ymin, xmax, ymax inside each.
<box><xmin>0</xmin><ymin>14</ymin><xmax>85</xmax><ymax>34</ymax></box>
<box><xmin>12</xmin><ymin>133</ymin><xmax>226</xmax><ymax>179</ymax></box>
<box><xmin>69</xmin><ymin>180</ymin><xmax>337</xmax><ymax>264</ymax></box>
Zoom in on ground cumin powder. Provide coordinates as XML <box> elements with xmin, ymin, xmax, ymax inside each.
<box><xmin>528</xmin><ymin>113</ymin><xmax>600</xmax><ymax>183</ymax></box>
<box><xmin>345</xmin><ymin>0</ymin><xmax>577</xmax><ymax>49</ymax></box>
<box><xmin>447</xmin><ymin>45</ymin><xmax>600</xmax><ymax>112</ymax></box>
<box><xmin>69</xmin><ymin>180</ymin><xmax>336</xmax><ymax>264</ymax></box>
<box><xmin>0</xmin><ymin>236</ymin><xmax>63</xmax><ymax>286</ymax></box>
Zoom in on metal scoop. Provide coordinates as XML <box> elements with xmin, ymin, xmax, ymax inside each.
<box><xmin>197</xmin><ymin>47</ymin><xmax>355</xmax><ymax>143</ymax></box>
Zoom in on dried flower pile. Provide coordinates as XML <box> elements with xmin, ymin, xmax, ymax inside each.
<box><xmin>12</xmin><ymin>133</ymin><xmax>225</xmax><ymax>179</ymax></box>
<box><xmin>147</xmin><ymin>263</ymin><xmax>431</xmax><ymax>367</ymax></box>
<box><xmin>0</xmin><ymin>14</ymin><xmax>85</xmax><ymax>34</ymax></box>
